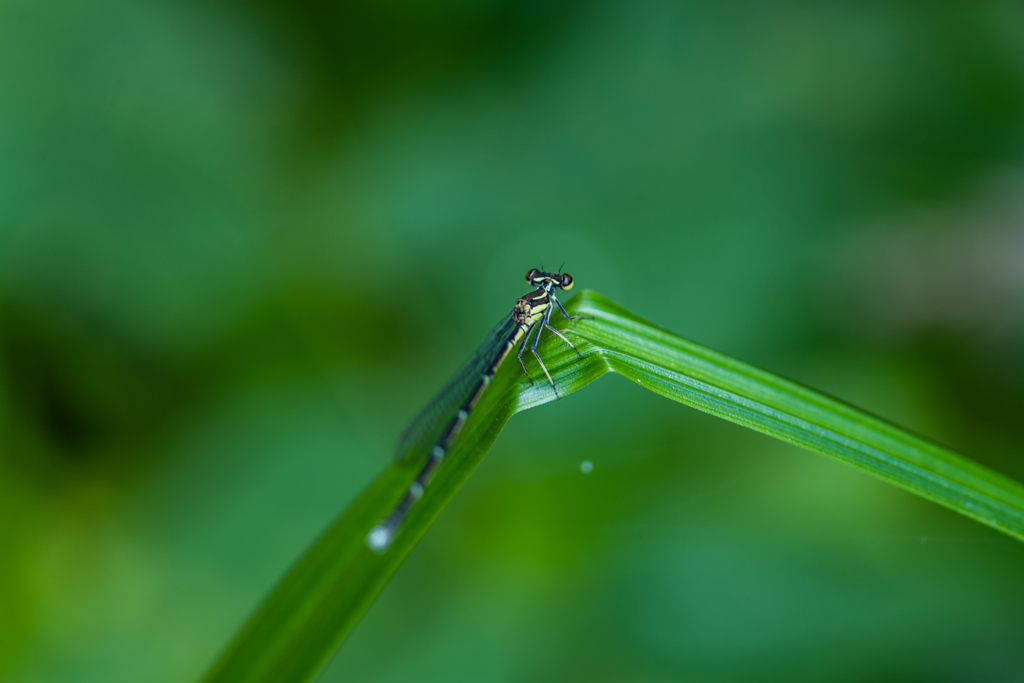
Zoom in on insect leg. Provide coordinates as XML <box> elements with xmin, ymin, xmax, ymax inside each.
<box><xmin>531</xmin><ymin>307</ymin><xmax>560</xmax><ymax>399</ymax></box>
<box><xmin>553</xmin><ymin>295</ymin><xmax>591</xmax><ymax>323</ymax></box>
<box><xmin>544</xmin><ymin>322</ymin><xmax>583</xmax><ymax>359</ymax></box>
<box><xmin>518</xmin><ymin>323</ymin><xmax>536</xmax><ymax>384</ymax></box>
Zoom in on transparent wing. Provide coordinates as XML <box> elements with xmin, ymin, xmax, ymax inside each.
<box><xmin>395</xmin><ymin>315</ymin><xmax>518</xmax><ymax>465</ymax></box>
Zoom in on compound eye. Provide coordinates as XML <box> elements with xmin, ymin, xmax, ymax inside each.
<box><xmin>561</xmin><ymin>273</ymin><xmax>574</xmax><ymax>290</ymax></box>
<box><xmin>526</xmin><ymin>268</ymin><xmax>540</xmax><ymax>283</ymax></box>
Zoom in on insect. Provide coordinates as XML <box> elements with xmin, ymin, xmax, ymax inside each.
<box><xmin>366</xmin><ymin>268</ymin><xmax>586</xmax><ymax>552</ymax></box>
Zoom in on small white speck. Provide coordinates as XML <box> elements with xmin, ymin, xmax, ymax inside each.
<box><xmin>367</xmin><ymin>526</ymin><xmax>393</xmax><ymax>553</ymax></box>
<box><xmin>580</xmin><ymin>460</ymin><xmax>593</xmax><ymax>474</ymax></box>
<box><xmin>409</xmin><ymin>482</ymin><xmax>424</xmax><ymax>499</ymax></box>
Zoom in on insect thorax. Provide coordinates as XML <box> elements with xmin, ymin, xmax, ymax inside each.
<box><xmin>511</xmin><ymin>297</ymin><xmax>534</xmax><ymax>324</ymax></box>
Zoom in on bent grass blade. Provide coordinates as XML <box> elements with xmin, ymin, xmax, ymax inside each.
<box><xmin>202</xmin><ymin>289</ymin><xmax>1024</xmax><ymax>683</ymax></box>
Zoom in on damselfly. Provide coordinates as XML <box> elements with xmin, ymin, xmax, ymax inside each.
<box><xmin>366</xmin><ymin>268</ymin><xmax>586</xmax><ymax>552</ymax></box>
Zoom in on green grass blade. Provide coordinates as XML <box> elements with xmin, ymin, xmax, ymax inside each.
<box><xmin>202</xmin><ymin>289</ymin><xmax>1024</xmax><ymax>683</ymax></box>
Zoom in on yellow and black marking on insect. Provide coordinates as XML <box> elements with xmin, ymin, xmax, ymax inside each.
<box><xmin>367</xmin><ymin>268</ymin><xmax>585</xmax><ymax>552</ymax></box>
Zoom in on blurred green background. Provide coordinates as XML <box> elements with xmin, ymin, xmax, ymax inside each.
<box><xmin>3</xmin><ymin>1</ymin><xmax>1024</xmax><ymax>681</ymax></box>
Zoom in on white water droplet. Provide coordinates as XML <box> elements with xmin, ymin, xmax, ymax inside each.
<box><xmin>367</xmin><ymin>525</ymin><xmax>393</xmax><ymax>553</ymax></box>
<box><xmin>580</xmin><ymin>460</ymin><xmax>593</xmax><ymax>474</ymax></box>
